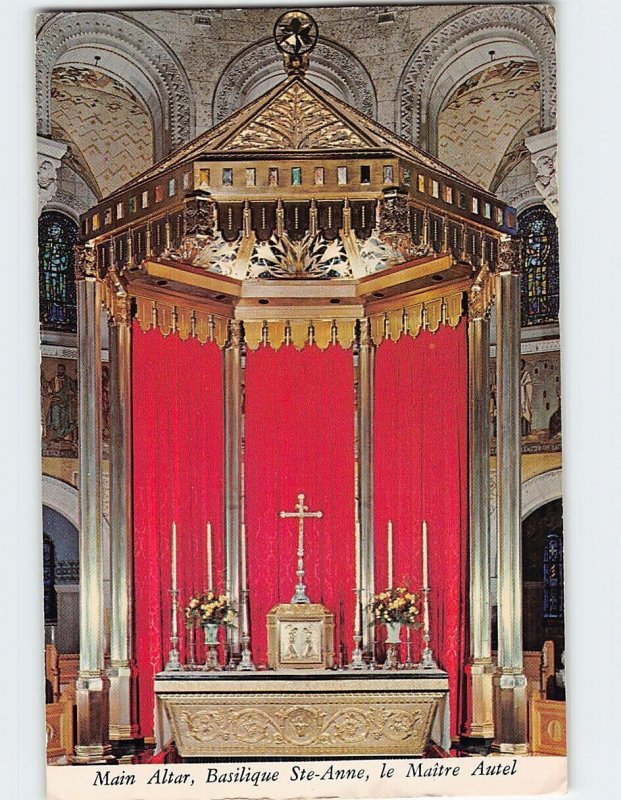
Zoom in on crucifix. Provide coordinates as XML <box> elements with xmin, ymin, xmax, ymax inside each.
<box><xmin>279</xmin><ymin>493</ymin><xmax>323</xmax><ymax>604</ymax></box>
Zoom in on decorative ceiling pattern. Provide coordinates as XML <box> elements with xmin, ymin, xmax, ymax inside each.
<box><xmin>437</xmin><ymin>60</ymin><xmax>540</xmax><ymax>191</ymax></box>
<box><xmin>223</xmin><ymin>83</ymin><xmax>368</xmax><ymax>151</ymax></box>
<box><xmin>50</xmin><ymin>66</ymin><xmax>153</xmax><ymax>197</ymax></box>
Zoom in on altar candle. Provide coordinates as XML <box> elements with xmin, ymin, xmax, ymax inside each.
<box><xmin>207</xmin><ymin>521</ymin><xmax>213</xmax><ymax>591</ymax></box>
<box><xmin>387</xmin><ymin>520</ymin><xmax>393</xmax><ymax>588</ymax></box>
<box><xmin>422</xmin><ymin>520</ymin><xmax>429</xmax><ymax>591</ymax></box>
<box><xmin>241</xmin><ymin>523</ymin><xmax>247</xmax><ymax>592</ymax></box>
<box><xmin>171</xmin><ymin>521</ymin><xmax>177</xmax><ymax>591</ymax></box>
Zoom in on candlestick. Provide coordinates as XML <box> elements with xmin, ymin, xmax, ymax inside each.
<box><xmin>349</xmin><ymin>522</ymin><xmax>367</xmax><ymax>670</ymax></box>
<box><xmin>237</xmin><ymin>524</ymin><xmax>256</xmax><ymax>671</ymax></box>
<box><xmin>241</xmin><ymin>522</ymin><xmax>247</xmax><ymax>592</ymax></box>
<box><xmin>207</xmin><ymin>521</ymin><xmax>213</xmax><ymax>592</ymax></box>
<box><xmin>387</xmin><ymin>519</ymin><xmax>393</xmax><ymax>588</ymax></box>
<box><xmin>165</xmin><ymin>521</ymin><xmax>182</xmax><ymax>671</ymax></box>
<box><xmin>171</xmin><ymin>521</ymin><xmax>177</xmax><ymax>591</ymax></box>
<box><xmin>422</xmin><ymin>520</ymin><xmax>429</xmax><ymax>591</ymax></box>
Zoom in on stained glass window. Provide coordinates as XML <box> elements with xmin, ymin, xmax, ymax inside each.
<box><xmin>38</xmin><ymin>211</ymin><xmax>77</xmax><ymax>332</ymax></box>
<box><xmin>543</xmin><ymin>530</ymin><xmax>563</xmax><ymax>620</ymax></box>
<box><xmin>520</xmin><ymin>205</ymin><xmax>559</xmax><ymax>326</ymax></box>
<box><xmin>43</xmin><ymin>535</ymin><xmax>57</xmax><ymax>623</ymax></box>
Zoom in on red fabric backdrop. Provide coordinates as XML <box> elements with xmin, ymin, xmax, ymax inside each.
<box><xmin>132</xmin><ymin>324</ymin><xmax>225</xmax><ymax>739</ymax></box>
<box><xmin>373</xmin><ymin>322</ymin><xmax>468</xmax><ymax>737</ymax></box>
<box><xmin>244</xmin><ymin>345</ymin><xmax>356</xmax><ymax>666</ymax></box>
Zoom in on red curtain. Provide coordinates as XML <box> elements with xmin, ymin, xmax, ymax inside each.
<box><xmin>374</xmin><ymin>322</ymin><xmax>468</xmax><ymax>738</ymax></box>
<box><xmin>132</xmin><ymin>324</ymin><xmax>224</xmax><ymax>739</ymax></box>
<box><xmin>244</xmin><ymin>345</ymin><xmax>356</xmax><ymax>666</ymax></box>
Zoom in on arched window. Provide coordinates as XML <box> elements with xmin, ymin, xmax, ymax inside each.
<box><xmin>43</xmin><ymin>534</ymin><xmax>57</xmax><ymax>624</ymax></box>
<box><xmin>38</xmin><ymin>211</ymin><xmax>78</xmax><ymax>332</ymax></box>
<box><xmin>543</xmin><ymin>530</ymin><xmax>564</xmax><ymax>621</ymax></box>
<box><xmin>519</xmin><ymin>205</ymin><xmax>559</xmax><ymax>327</ymax></box>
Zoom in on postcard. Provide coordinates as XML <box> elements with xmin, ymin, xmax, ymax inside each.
<box><xmin>37</xmin><ymin>5</ymin><xmax>566</xmax><ymax>797</ymax></box>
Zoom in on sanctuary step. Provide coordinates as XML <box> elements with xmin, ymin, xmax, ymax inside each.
<box><xmin>155</xmin><ymin>669</ymin><xmax>449</xmax><ymax>760</ymax></box>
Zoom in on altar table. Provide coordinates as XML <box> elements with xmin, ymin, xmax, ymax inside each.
<box><xmin>154</xmin><ymin>670</ymin><xmax>450</xmax><ymax>759</ymax></box>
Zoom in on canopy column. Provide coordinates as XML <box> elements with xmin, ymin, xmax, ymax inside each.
<box><xmin>107</xmin><ymin>289</ymin><xmax>141</xmax><ymax>754</ymax></box>
<box><xmin>463</xmin><ymin>283</ymin><xmax>494</xmax><ymax>741</ymax></box>
<box><xmin>74</xmin><ymin>244</ymin><xmax>112</xmax><ymax>764</ymax></box>
<box><xmin>224</xmin><ymin>320</ymin><xmax>243</xmax><ymax>659</ymax></box>
<box><xmin>492</xmin><ymin>236</ymin><xmax>528</xmax><ymax>754</ymax></box>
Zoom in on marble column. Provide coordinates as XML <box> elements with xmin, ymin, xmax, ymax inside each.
<box><xmin>462</xmin><ymin>287</ymin><xmax>494</xmax><ymax>741</ymax></box>
<box><xmin>74</xmin><ymin>245</ymin><xmax>112</xmax><ymax>764</ymax></box>
<box><xmin>224</xmin><ymin>320</ymin><xmax>243</xmax><ymax>658</ymax></box>
<box><xmin>492</xmin><ymin>236</ymin><xmax>528</xmax><ymax>754</ymax></box>
<box><xmin>107</xmin><ymin>292</ymin><xmax>140</xmax><ymax>754</ymax></box>
<box><xmin>358</xmin><ymin>318</ymin><xmax>375</xmax><ymax>652</ymax></box>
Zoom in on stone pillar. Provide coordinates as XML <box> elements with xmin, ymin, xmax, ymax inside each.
<box><xmin>37</xmin><ymin>136</ymin><xmax>67</xmax><ymax>216</ymax></box>
<box><xmin>358</xmin><ymin>318</ymin><xmax>375</xmax><ymax>651</ymax></box>
<box><xmin>74</xmin><ymin>244</ymin><xmax>112</xmax><ymax>764</ymax></box>
<box><xmin>525</xmin><ymin>129</ymin><xmax>558</xmax><ymax>219</ymax></box>
<box><xmin>107</xmin><ymin>292</ymin><xmax>140</xmax><ymax>755</ymax></box>
<box><xmin>224</xmin><ymin>320</ymin><xmax>242</xmax><ymax>658</ymax></box>
<box><xmin>492</xmin><ymin>237</ymin><xmax>528</xmax><ymax>754</ymax></box>
<box><xmin>462</xmin><ymin>286</ymin><xmax>494</xmax><ymax>741</ymax></box>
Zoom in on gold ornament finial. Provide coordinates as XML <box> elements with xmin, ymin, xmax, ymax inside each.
<box><xmin>273</xmin><ymin>10</ymin><xmax>318</xmax><ymax>75</ymax></box>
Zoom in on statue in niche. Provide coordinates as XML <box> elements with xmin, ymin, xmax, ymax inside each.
<box><xmin>43</xmin><ymin>362</ymin><xmax>77</xmax><ymax>446</ymax></box>
<box><xmin>520</xmin><ymin>359</ymin><xmax>534</xmax><ymax>436</ymax></box>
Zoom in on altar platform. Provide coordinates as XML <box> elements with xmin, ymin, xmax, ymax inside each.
<box><xmin>154</xmin><ymin>669</ymin><xmax>450</xmax><ymax>760</ymax></box>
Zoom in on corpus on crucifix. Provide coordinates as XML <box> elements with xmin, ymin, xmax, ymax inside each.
<box><xmin>279</xmin><ymin>493</ymin><xmax>322</xmax><ymax>604</ymax></box>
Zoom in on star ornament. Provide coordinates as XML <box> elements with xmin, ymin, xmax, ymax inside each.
<box><xmin>274</xmin><ymin>11</ymin><xmax>319</xmax><ymax>56</ymax></box>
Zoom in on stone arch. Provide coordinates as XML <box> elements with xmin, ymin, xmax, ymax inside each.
<box><xmin>522</xmin><ymin>468</ymin><xmax>563</xmax><ymax>520</ymax></box>
<box><xmin>397</xmin><ymin>4</ymin><xmax>556</xmax><ymax>152</ymax></box>
<box><xmin>42</xmin><ymin>475</ymin><xmax>79</xmax><ymax>530</ymax></box>
<box><xmin>213</xmin><ymin>37</ymin><xmax>377</xmax><ymax>124</ymax></box>
<box><xmin>36</xmin><ymin>11</ymin><xmax>194</xmax><ymax>158</ymax></box>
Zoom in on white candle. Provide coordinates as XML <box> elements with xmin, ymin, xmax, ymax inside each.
<box><xmin>422</xmin><ymin>520</ymin><xmax>429</xmax><ymax>591</ymax></box>
<box><xmin>354</xmin><ymin>522</ymin><xmax>361</xmax><ymax>637</ymax></box>
<box><xmin>387</xmin><ymin>520</ymin><xmax>393</xmax><ymax>588</ymax></box>
<box><xmin>207</xmin><ymin>521</ymin><xmax>213</xmax><ymax>592</ymax></box>
<box><xmin>171</xmin><ymin>521</ymin><xmax>177</xmax><ymax>591</ymax></box>
<box><xmin>241</xmin><ymin>523</ymin><xmax>247</xmax><ymax>592</ymax></box>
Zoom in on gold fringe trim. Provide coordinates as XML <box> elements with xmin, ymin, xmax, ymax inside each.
<box><xmin>134</xmin><ymin>296</ymin><xmax>232</xmax><ymax>348</ymax></box>
<box><xmin>313</xmin><ymin>320</ymin><xmax>333</xmax><ymax>350</ymax></box>
<box><xmin>290</xmin><ymin>320</ymin><xmax>309</xmax><ymax>351</ymax></box>
<box><xmin>243</xmin><ymin>320</ymin><xmax>264</xmax><ymax>351</ymax></box>
<box><xmin>369</xmin><ymin>291</ymin><xmax>465</xmax><ymax>343</ymax></box>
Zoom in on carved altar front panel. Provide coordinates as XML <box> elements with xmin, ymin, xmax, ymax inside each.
<box><xmin>155</xmin><ymin>673</ymin><xmax>448</xmax><ymax>758</ymax></box>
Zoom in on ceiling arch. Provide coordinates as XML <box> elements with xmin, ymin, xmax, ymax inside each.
<box><xmin>36</xmin><ymin>11</ymin><xmax>194</xmax><ymax>158</ymax></box>
<box><xmin>213</xmin><ymin>37</ymin><xmax>377</xmax><ymax>125</ymax></box>
<box><xmin>397</xmin><ymin>4</ymin><xmax>556</xmax><ymax>152</ymax></box>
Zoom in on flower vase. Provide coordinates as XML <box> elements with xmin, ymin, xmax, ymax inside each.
<box><xmin>203</xmin><ymin>623</ymin><xmax>221</xmax><ymax>671</ymax></box>
<box><xmin>383</xmin><ymin>621</ymin><xmax>402</xmax><ymax>670</ymax></box>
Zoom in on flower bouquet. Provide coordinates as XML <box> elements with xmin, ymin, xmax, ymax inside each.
<box><xmin>184</xmin><ymin>591</ymin><xmax>236</xmax><ymax>671</ymax></box>
<box><xmin>371</xmin><ymin>586</ymin><xmax>421</xmax><ymax>670</ymax></box>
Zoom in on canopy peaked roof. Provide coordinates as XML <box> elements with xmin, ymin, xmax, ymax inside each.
<box><xmin>116</xmin><ymin>73</ymin><xmax>482</xmax><ymax>197</ymax></box>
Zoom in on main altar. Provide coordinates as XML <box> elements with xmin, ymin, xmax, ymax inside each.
<box><xmin>73</xmin><ymin>10</ymin><xmax>528</xmax><ymax>763</ymax></box>
<box><xmin>154</xmin><ymin>671</ymin><xmax>449</xmax><ymax>759</ymax></box>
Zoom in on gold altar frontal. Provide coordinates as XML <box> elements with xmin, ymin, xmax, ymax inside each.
<box><xmin>154</xmin><ymin>670</ymin><xmax>449</xmax><ymax>759</ymax></box>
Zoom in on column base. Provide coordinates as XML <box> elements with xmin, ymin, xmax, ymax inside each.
<box><xmin>462</xmin><ymin>659</ymin><xmax>495</xmax><ymax>740</ymax></box>
<box><xmin>492</xmin><ymin>671</ymin><xmax>529</xmax><ymax>754</ymax></box>
<box><xmin>108</xmin><ymin>661</ymin><xmax>140</xmax><ymax>741</ymax></box>
<box><xmin>73</xmin><ymin>673</ymin><xmax>114</xmax><ymax>765</ymax></box>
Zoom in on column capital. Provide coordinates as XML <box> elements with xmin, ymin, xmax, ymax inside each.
<box><xmin>105</xmin><ymin>268</ymin><xmax>132</xmax><ymax>327</ymax></box>
<box><xmin>75</xmin><ymin>242</ymin><xmax>97</xmax><ymax>280</ymax></box>
<box><xmin>37</xmin><ymin>135</ymin><xmax>67</xmax><ymax>217</ymax></box>
<box><xmin>359</xmin><ymin>317</ymin><xmax>374</xmax><ymax>348</ymax></box>
<box><xmin>228</xmin><ymin>318</ymin><xmax>243</xmax><ymax>349</ymax></box>
<box><xmin>498</xmin><ymin>235</ymin><xmax>521</xmax><ymax>275</ymax></box>
<box><xmin>525</xmin><ymin>128</ymin><xmax>558</xmax><ymax>219</ymax></box>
